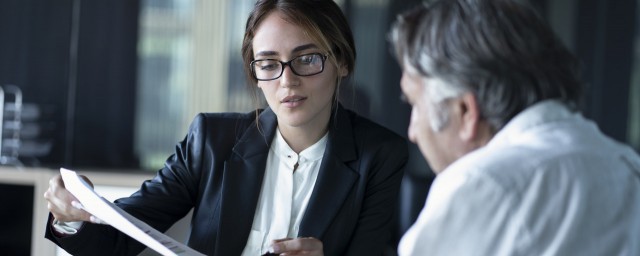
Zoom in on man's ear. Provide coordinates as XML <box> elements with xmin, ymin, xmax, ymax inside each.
<box><xmin>457</xmin><ymin>92</ymin><xmax>481</xmax><ymax>141</ymax></box>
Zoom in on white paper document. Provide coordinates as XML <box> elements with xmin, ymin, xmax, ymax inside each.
<box><xmin>60</xmin><ymin>168</ymin><xmax>205</xmax><ymax>256</ymax></box>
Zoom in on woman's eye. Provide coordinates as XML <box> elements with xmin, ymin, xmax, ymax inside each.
<box><xmin>260</xmin><ymin>63</ymin><xmax>278</xmax><ymax>70</ymax></box>
<box><xmin>297</xmin><ymin>55</ymin><xmax>317</xmax><ymax>65</ymax></box>
<box><xmin>299</xmin><ymin>57</ymin><xmax>312</xmax><ymax>64</ymax></box>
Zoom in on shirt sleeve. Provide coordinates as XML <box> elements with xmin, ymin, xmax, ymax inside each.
<box><xmin>52</xmin><ymin>219</ymin><xmax>85</xmax><ymax>235</ymax></box>
<box><xmin>398</xmin><ymin>169</ymin><xmax>518</xmax><ymax>256</ymax></box>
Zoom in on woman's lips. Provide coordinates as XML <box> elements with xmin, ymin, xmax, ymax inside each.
<box><xmin>281</xmin><ymin>95</ymin><xmax>307</xmax><ymax>107</ymax></box>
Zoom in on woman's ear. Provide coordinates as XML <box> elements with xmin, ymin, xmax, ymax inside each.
<box><xmin>339</xmin><ymin>64</ymin><xmax>348</xmax><ymax>77</ymax></box>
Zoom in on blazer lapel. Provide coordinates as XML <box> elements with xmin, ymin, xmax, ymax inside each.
<box><xmin>298</xmin><ymin>105</ymin><xmax>359</xmax><ymax>239</ymax></box>
<box><xmin>214</xmin><ymin>108</ymin><xmax>278</xmax><ymax>256</ymax></box>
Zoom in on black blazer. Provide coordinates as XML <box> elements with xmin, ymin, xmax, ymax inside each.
<box><xmin>46</xmin><ymin>104</ymin><xmax>408</xmax><ymax>255</ymax></box>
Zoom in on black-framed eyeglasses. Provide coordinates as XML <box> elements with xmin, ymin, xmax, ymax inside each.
<box><xmin>250</xmin><ymin>53</ymin><xmax>328</xmax><ymax>81</ymax></box>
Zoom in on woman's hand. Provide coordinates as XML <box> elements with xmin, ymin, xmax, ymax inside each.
<box><xmin>268</xmin><ymin>237</ymin><xmax>323</xmax><ymax>256</ymax></box>
<box><xmin>43</xmin><ymin>174</ymin><xmax>102</xmax><ymax>223</ymax></box>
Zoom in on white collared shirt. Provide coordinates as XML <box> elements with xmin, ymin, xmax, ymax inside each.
<box><xmin>241</xmin><ymin>129</ymin><xmax>327</xmax><ymax>256</ymax></box>
<box><xmin>399</xmin><ymin>100</ymin><xmax>640</xmax><ymax>256</ymax></box>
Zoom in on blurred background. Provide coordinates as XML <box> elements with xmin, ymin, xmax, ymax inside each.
<box><xmin>0</xmin><ymin>0</ymin><xmax>638</xmax><ymax>173</ymax></box>
<box><xmin>0</xmin><ymin>0</ymin><xmax>638</xmax><ymax>255</ymax></box>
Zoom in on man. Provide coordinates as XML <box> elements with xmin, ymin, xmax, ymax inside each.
<box><xmin>390</xmin><ymin>0</ymin><xmax>640</xmax><ymax>255</ymax></box>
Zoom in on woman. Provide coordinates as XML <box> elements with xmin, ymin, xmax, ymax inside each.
<box><xmin>44</xmin><ymin>0</ymin><xmax>408</xmax><ymax>255</ymax></box>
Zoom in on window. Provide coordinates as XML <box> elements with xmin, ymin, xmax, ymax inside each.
<box><xmin>630</xmin><ymin>1</ymin><xmax>640</xmax><ymax>151</ymax></box>
<box><xmin>135</xmin><ymin>0</ymin><xmax>254</xmax><ymax>170</ymax></box>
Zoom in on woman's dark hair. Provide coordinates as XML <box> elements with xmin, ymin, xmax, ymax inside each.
<box><xmin>391</xmin><ymin>0</ymin><xmax>583</xmax><ymax>131</ymax></box>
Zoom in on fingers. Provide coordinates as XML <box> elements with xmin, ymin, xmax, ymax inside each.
<box><xmin>270</xmin><ymin>237</ymin><xmax>323</xmax><ymax>256</ymax></box>
<box><xmin>272</xmin><ymin>238</ymin><xmax>294</xmax><ymax>243</ymax></box>
<box><xmin>43</xmin><ymin>174</ymin><xmax>94</xmax><ymax>223</ymax></box>
<box><xmin>89</xmin><ymin>215</ymin><xmax>106</xmax><ymax>224</ymax></box>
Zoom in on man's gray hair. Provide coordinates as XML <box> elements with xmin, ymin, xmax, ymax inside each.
<box><xmin>390</xmin><ymin>0</ymin><xmax>583</xmax><ymax>132</ymax></box>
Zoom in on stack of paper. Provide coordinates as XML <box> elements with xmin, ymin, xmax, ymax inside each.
<box><xmin>60</xmin><ymin>168</ymin><xmax>205</xmax><ymax>256</ymax></box>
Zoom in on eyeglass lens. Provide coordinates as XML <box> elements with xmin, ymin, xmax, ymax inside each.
<box><xmin>252</xmin><ymin>53</ymin><xmax>325</xmax><ymax>81</ymax></box>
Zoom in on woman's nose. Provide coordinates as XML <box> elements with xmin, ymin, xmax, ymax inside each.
<box><xmin>279</xmin><ymin>65</ymin><xmax>300</xmax><ymax>87</ymax></box>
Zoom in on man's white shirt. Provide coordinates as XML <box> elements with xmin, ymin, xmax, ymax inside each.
<box><xmin>399</xmin><ymin>100</ymin><xmax>640</xmax><ymax>255</ymax></box>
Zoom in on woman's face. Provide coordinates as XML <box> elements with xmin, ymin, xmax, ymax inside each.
<box><xmin>252</xmin><ymin>11</ymin><xmax>346</xmax><ymax>133</ymax></box>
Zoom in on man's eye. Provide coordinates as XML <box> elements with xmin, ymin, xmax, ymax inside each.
<box><xmin>400</xmin><ymin>94</ymin><xmax>409</xmax><ymax>103</ymax></box>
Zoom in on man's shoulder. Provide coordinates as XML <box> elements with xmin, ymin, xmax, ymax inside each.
<box><xmin>444</xmin><ymin>145</ymin><xmax>542</xmax><ymax>192</ymax></box>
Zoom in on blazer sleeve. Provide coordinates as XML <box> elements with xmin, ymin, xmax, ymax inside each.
<box><xmin>44</xmin><ymin>113</ymin><xmax>229</xmax><ymax>256</ymax></box>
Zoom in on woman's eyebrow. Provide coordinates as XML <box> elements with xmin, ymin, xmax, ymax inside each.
<box><xmin>292</xmin><ymin>43</ymin><xmax>318</xmax><ymax>53</ymax></box>
<box><xmin>255</xmin><ymin>50</ymin><xmax>278</xmax><ymax>58</ymax></box>
<box><xmin>254</xmin><ymin>44</ymin><xmax>319</xmax><ymax>58</ymax></box>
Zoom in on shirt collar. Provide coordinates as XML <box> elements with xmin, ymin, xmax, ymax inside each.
<box><xmin>272</xmin><ymin>129</ymin><xmax>329</xmax><ymax>163</ymax></box>
<box><xmin>488</xmin><ymin>100</ymin><xmax>577</xmax><ymax>148</ymax></box>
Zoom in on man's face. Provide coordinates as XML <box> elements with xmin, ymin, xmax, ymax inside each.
<box><xmin>400</xmin><ymin>71</ymin><xmax>461</xmax><ymax>174</ymax></box>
